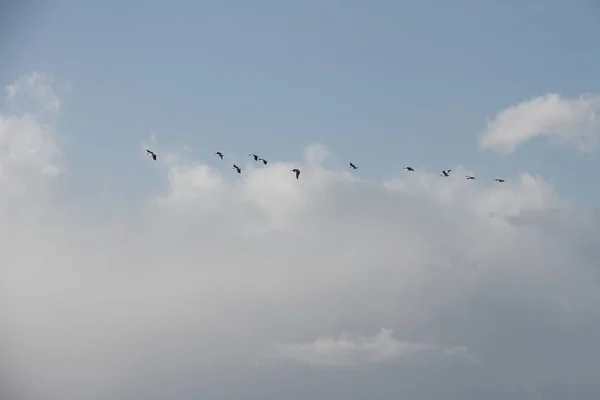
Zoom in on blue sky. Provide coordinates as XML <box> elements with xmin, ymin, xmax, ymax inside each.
<box><xmin>4</xmin><ymin>0</ymin><xmax>600</xmax><ymax>203</ymax></box>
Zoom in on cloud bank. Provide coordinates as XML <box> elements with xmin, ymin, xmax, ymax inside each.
<box><xmin>3</xmin><ymin>72</ymin><xmax>600</xmax><ymax>399</ymax></box>
<box><xmin>478</xmin><ymin>93</ymin><xmax>600</xmax><ymax>153</ymax></box>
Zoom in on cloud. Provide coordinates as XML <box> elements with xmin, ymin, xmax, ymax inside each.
<box><xmin>0</xmin><ymin>73</ymin><xmax>62</xmax><ymax>214</ymax></box>
<box><xmin>268</xmin><ymin>328</ymin><xmax>475</xmax><ymax>367</ymax></box>
<box><xmin>478</xmin><ymin>93</ymin><xmax>600</xmax><ymax>153</ymax></box>
<box><xmin>4</xmin><ymin>72</ymin><xmax>65</xmax><ymax>118</ymax></box>
<box><xmin>3</xmin><ymin>72</ymin><xmax>600</xmax><ymax>399</ymax></box>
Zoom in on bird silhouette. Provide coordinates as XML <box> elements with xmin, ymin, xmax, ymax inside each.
<box><xmin>140</xmin><ymin>144</ymin><xmax>516</xmax><ymax>193</ymax></box>
<box><xmin>146</xmin><ymin>149</ymin><xmax>157</xmax><ymax>160</ymax></box>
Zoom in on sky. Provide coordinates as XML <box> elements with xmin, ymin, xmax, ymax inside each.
<box><xmin>3</xmin><ymin>0</ymin><xmax>600</xmax><ymax>398</ymax></box>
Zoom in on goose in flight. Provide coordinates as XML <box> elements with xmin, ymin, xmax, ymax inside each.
<box><xmin>494</xmin><ymin>178</ymin><xmax>505</xmax><ymax>182</ymax></box>
<box><xmin>349</xmin><ymin>162</ymin><xmax>358</xmax><ymax>169</ymax></box>
<box><xmin>440</xmin><ymin>169</ymin><xmax>451</xmax><ymax>177</ymax></box>
<box><xmin>258</xmin><ymin>157</ymin><xmax>267</xmax><ymax>165</ymax></box>
<box><xmin>249</xmin><ymin>154</ymin><xmax>259</xmax><ymax>161</ymax></box>
<box><xmin>233</xmin><ymin>164</ymin><xmax>241</xmax><ymax>174</ymax></box>
<box><xmin>466</xmin><ymin>176</ymin><xmax>475</xmax><ymax>180</ymax></box>
<box><xmin>404</xmin><ymin>166</ymin><xmax>414</xmax><ymax>171</ymax></box>
<box><xmin>215</xmin><ymin>151</ymin><xmax>223</xmax><ymax>160</ymax></box>
<box><xmin>146</xmin><ymin>149</ymin><xmax>157</xmax><ymax>160</ymax></box>
<box><xmin>291</xmin><ymin>168</ymin><xmax>300</xmax><ymax>179</ymax></box>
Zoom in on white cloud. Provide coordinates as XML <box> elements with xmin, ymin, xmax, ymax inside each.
<box><xmin>478</xmin><ymin>93</ymin><xmax>600</xmax><ymax>153</ymax></box>
<box><xmin>2</xmin><ymin>73</ymin><xmax>600</xmax><ymax>399</ymax></box>
<box><xmin>302</xmin><ymin>142</ymin><xmax>331</xmax><ymax>166</ymax></box>
<box><xmin>268</xmin><ymin>328</ymin><xmax>475</xmax><ymax>367</ymax></box>
<box><xmin>0</xmin><ymin>74</ymin><xmax>62</xmax><ymax>213</ymax></box>
<box><xmin>4</xmin><ymin>72</ymin><xmax>65</xmax><ymax>118</ymax></box>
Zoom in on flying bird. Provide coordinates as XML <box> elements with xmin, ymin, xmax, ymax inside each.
<box><xmin>349</xmin><ymin>162</ymin><xmax>358</xmax><ymax>169</ymax></box>
<box><xmin>404</xmin><ymin>166</ymin><xmax>414</xmax><ymax>171</ymax></box>
<box><xmin>249</xmin><ymin>154</ymin><xmax>259</xmax><ymax>161</ymax></box>
<box><xmin>494</xmin><ymin>178</ymin><xmax>505</xmax><ymax>182</ymax></box>
<box><xmin>215</xmin><ymin>151</ymin><xmax>223</xmax><ymax>160</ymax></box>
<box><xmin>291</xmin><ymin>168</ymin><xmax>300</xmax><ymax>179</ymax></box>
<box><xmin>233</xmin><ymin>164</ymin><xmax>241</xmax><ymax>174</ymax></box>
<box><xmin>146</xmin><ymin>149</ymin><xmax>157</xmax><ymax>160</ymax></box>
<box><xmin>258</xmin><ymin>157</ymin><xmax>267</xmax><ymax>165</ymax></box>
<box><xmin>440</xmin><ymin>169</ymin><xmax>451</xmax><ymax>177</ymax></box>
<box><xmin>466</xmin><ymin>176</ymin><xmax>475</xmax><ymax>180</ymax></box>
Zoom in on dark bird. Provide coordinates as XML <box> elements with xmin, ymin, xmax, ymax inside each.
<box><xmin>146</xmin><ymin>149</ymin><xmax>157</xmax><ymax>160</ymax></box>
<box><xmin>215</xmin><ymin>152</ymin><xmax>223</xmax><ymax>160</ymax></box>
<box><xmin>258</xmin><ymin>158</ymin><xmax>267</xmax><ymax>165</ymax></box>
<box><xmin>249</xmin><ymin>154</ymin><xmax>259</xmax><ymax>161</ymax></box>
<box><xmin>291</xmin><ymin>168</ymin><xmax>300</xmax><ymax>179</ymax></box>
<box><xmin>233</xmin><ymin>164</ymin><xmax>241</xmax><ymax>174</ymax></box>
<box><xmin>349</xmin><ymin>162</ymin><xmax>358</xmax><ymax>169</ymax></box>
<box><xmin>440</xmin><ymin>169</ymin><xmax>451</xmax><ymax>177</ymax></box>
<box><xmin>404</xmin><ymin>166</ymin><xmax>414</xmax><ymax>171</ymax></box>
<box><xmin>494</xmin><ymin>178</ymin><xmax>505</xmax><ymax>182</ymax></box>
<box><xmin>466</xmin><ymin>176</ymin><xmax>475</xmax><ymax>180</ymax></box>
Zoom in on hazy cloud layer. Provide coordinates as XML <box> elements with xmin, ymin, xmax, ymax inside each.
<box><xmin>268</xmin><ymin>328</ymin><xmax>476</xmax><ymax>367</ymax></box>
<box><xmin>478</xmin><ymin>93</ymin><xmax>600</xmax><ymax>153</ymax></box>
<box><xmin>3</xmin><ymin>73</ymin><xmax>600</xmax><ymax>399</ymax></box>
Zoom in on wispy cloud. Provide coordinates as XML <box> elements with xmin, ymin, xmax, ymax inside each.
<box><xmin>478</xmin><ymin>93</ymin><xmax>600</xmax><ymax>153</ymax></box>
<box><xmin>267</xmin><ymin>328</ymin><xmax>475</xmax><ymax>367</ymax></box>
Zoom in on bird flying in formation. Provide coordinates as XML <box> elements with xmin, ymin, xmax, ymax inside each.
<box><xmin>146</xmin><ymin>149</ymin><xmax>157</xmax><ymax>160</ymax></box>
<box><xmin>250</xmin><ymin>153</ymin><xmax>267</xmax><ymax>165</ymax></box>
<box><xmin>147</xmin><ymin>148</ymin><xmax>507</xmax><ymax>185</ymax></box>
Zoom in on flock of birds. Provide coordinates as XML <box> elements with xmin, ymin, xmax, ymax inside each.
<box><xmin>145</xmin><ymin>149</ymin><xmax>506</xmax><ymax>183</ymax></box>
